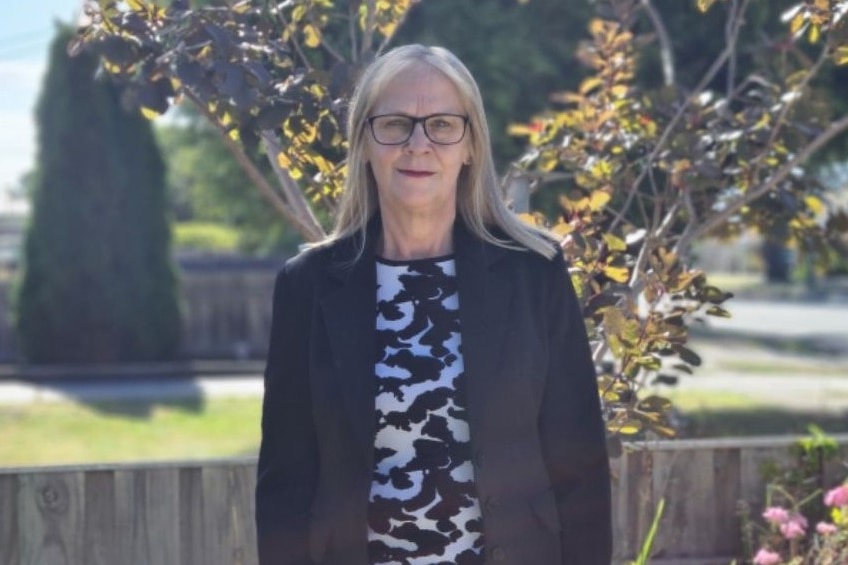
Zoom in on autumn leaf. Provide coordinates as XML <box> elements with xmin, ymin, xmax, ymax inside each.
<box><xmin>696</xmin><ymin>0</ymin><xmax>717</xmax><ymax>14</ymax></box>
<box><xmin>303</xmin><ymin>25</ymin><xmax>321</xmax><ymax>48</ymax></box>
<box><xmin>603</xmin><ymin>264</ymin><xmax>630</xmax><ymax>283</ymax></box>
<box><xmin>140</xmin><ymin>107</ymin><xmax>160</xmax><ymax>120</ymax></box>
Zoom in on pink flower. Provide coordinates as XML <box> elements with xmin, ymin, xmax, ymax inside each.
<box><xmin>779</xmin><ymin>516</ymin><xmax>807</xmax><ymax>540</ymax></box>
<box><xmin>753</xmin><ymin>548</ymin><xmax>782</xmax><ymax>565</ymax></box>
<box><xmin>761</xmin><ymin>506</ymin><xmax>790</xmax><ymax>524</ymax></box>
<box><xmin>824</xmin><ymin>485</ymin><xmax>848</xmax><ymax>507</ymax></box>
<box><xmin>816</xmin><ymin>521</ymin><xmax>838</xmax><ymax>535</ymax></box>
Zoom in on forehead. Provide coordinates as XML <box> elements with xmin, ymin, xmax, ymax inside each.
<box><xmin>371</xmin><ymin>63</ymin><xmax>465</xmax><ymax>115</ymax></box>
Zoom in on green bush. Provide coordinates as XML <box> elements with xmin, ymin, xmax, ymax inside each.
<box><xmin>173</xmin><ymin>222</ymin><xmax>241</xmax><ymax>254</ymax></box>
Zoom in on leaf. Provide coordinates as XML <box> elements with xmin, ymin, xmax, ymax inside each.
<box><xmin>602</xmin><ymin>233</ymin><xmax>627</xmax><ymax>252</ymax></box>
<box><xmin>834</xmin><ymin>46</ymin><xmax>848</xmax><ymax>66</ymax></box>
<box><xmin>705</xmin><ymin>305</ymin><xmax>731</xmax><ymax>318</ymax></box>
<box><xmin>517</xmin><ymin>212</ymin><xmax>539</xmax><ymax>227</ymax></box>
<box><xmin>638</xmin><ymin>395</ymin><xmax>673</xmax><ymax>413</ymax></box>
<box><xmin>636</xmin><ymin>356</ymin><xmax>662</xmax><ymax>371</ymax></box>
<box><xmin>589</xmin><ymin>190</ymin><xmax>611</xmax><ymax>211</ymax></box>
<box><xmin>603</xmin><ymin>264</ymin><xmax>630</xmax><ymax>283</ymax></box>
<box><xmin>804</xmin><ymin>195</ymin><xmax>825</xmax><ymax>215</ymax></box>
<box><xmin>615</xmin><ymin>419</ymin><xmax>643</xmax><ymax>435</ymax></box>
<box><xmin>276</xmin><ymin>151</ymin><xmax>292</xmax><ymax>170</ymax></box>
<box><xmin>551</xmin><ymin>222</ymin><xmax>574</xmax><ymax>237</ymax></box>
<box><xmin>809</xmin><ymin>24</ymin><xmax>820</xmax><ymax>43</ymax></box>
<box><xmin>139</xmin><ymin>107</ymin><xmax>160</xmax><ymax>120</ymax></box>
<box><xmin>672</xmin><ymin>363</ymin><xmax>693</xmax><ymax>375</ymax></box>
<box><xmin>790</xmin><ymin>12</ymin><xmax>806</xmax><ymax>36</ymax></box>
<box><xmin>676</xmin><ymin>346</ymin><xmax>702</xmax><ymax>367</ymax></box>
<box><xmin>579</xmin><ymin>76</ymin><xmax>603</xmax><ymax>95</ymax></box>
<box><xmin>697</xmin><ymin>0</ymin><xmax>717</xmax><ymax>13</ymax></box>
<box><xmin>303</xmin><ymin>24</ymin><xmax>321</xmax><ymax>48</ymax></box>
<box><xmin>652</xmin><ymin>374</ymin><xmax>679</xmax><ymax>386</ymax></box>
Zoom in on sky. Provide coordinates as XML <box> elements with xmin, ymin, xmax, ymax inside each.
<box><xmin>0</xmin><ymin>0</ymin><xmax>82</xmax><ymax>205</ymax></box>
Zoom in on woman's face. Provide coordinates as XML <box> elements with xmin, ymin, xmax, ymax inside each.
<box><xmin>364</xmin><ymin>64</ymin><xmax>471</xmax><ymax>220</ymax></box>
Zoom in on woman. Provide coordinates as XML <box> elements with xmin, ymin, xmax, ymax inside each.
<box><xmin>256</xmin><ymin>44</ymin><xmax>611</xmax><ymax>565</ymax></box>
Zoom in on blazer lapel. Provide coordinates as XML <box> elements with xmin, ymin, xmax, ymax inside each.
<box><xmin>318</xmin><ymin>230</ymin><xmax>378</xmax><ymax>468</ymax></box>
<box><xmin>453</xmin><ymin>222</ymin><xmax>513</xmax><ymax>438</ymax></box>
<box><xmin>316</xmin><ymin>220</ymin><xmax>513</xmax><ymax>467</ymax></box>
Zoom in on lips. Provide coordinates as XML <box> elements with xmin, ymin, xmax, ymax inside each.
<box><xmin>398</xmin><ymin>169</ymin><xmax>434</xmax><ymax>178</ymax></box>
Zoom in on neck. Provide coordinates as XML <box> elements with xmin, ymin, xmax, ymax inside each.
<box><xmin>377</xmin><ymin>209</ymin><xmax>456</xmax><ymax>261</ymax></box>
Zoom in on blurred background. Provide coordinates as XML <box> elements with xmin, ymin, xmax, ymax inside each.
<box><xmin>1</xmin><ymin>0</ymin><xmax>847</xmax><ymax>469</ymax></box>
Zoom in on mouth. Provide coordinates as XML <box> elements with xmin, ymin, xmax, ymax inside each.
<box><xmin>398</xmin><ymin>169</ymin><xmax>435</xmax><ymax>178</ymax></box>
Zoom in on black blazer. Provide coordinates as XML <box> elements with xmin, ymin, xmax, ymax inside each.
<box><xmin>256</xmin><ymin>220</ymin><xmax>612</xmax><ymax>565</ymax></box>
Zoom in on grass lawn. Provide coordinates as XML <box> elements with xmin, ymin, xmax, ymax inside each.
<box><xmin>0</xmin><ymin>397</ymin><xmax>262</xmax><ymax>468</ymax></box>
<box><xmin>665</xmin><ymin>389</ymin><xmax>848</xmax><ymax>438</ymax></box>
<box><xmin>3</xmin><ymin>389</ymin><xmax>848</xmax><ymax>468</ymax></box>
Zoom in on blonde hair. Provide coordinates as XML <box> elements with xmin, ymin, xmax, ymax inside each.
<box><xmin>321</xmin><ymin>44</ymin><xmax>555</xmax><ymax>260</ymax></box>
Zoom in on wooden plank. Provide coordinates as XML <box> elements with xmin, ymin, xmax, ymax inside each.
<box><xmin>201</xmin><ymin>466</ymin><xmax>229</xmax><ymax>565</ymax></box>
<box><xmin>0</xmin><ymin>472</ymin><xmax>20</xmax><ymax>565</ymax></box>
<box><xmin>115</xmin><ymin>468</ymin><xmax>180</xmax><ymax>565</ymax></box>
<box><xmin>617</xmin><ymin>447</ymin><xmax>655</xmax><ymax>560</ymax></box>
<box><xmin>17</xmin><ymin>471</ymin><xmax>84</xmax><ymax>565</ymax></box>
<box><xmin>230</xmin><ymin>464</ymin><xmax>259</xmax><ymax>565</ymax></box>
<box><xmin>82</xmin><ymin>470</ymin><xmax>117</xmax><ymax>565</ymax></box>
<box><xmin>711</xmin><ymin>447</ymin><xmax>742</xmax><ymax>557</ymax></box>
<box><xmin>739</xmin><ymin>445</ymin><xmax>793</xmax><ymax>513</ymax></box>
<box><xmin>608</xmin><ymin>454</ymin><xmax>624</xmax><ymax>561</ymax></box>
<box><xmin>652</xmin><ymin>447</ymin><xmax>716</xmax><ymax>558</ymax></box>
<box><xmin>179</xmin><ymin>466</ymin><xmax>205</xmax><ymax>565</ymax></box>
<box><xmin>201</xmin><ymin>464</ymin><xmax>258</xmax><ymax>565</ymax></box>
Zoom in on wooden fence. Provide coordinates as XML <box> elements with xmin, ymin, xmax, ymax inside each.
<box><xmin>0</xmin><ymin>260</ymin><xmax>281</xmax><ymax>363</ymax></box>
<box><xmin>2</xmin><ymin>436</ymin><xmax>847</xmax><ymax>565</ymax></box>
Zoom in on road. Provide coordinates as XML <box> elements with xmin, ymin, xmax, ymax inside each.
<box><xmin>704</xmin><ymin>300</ymin><xmax>848</xmax><ymax>341</ymax></box>
<box><xmin>0</xmin><ymin>299</ymin><xmax>846</xmax><ymax>409</ymax></box>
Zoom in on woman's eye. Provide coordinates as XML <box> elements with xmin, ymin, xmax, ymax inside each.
<box><xmin>385</xmin><ymin>118</ymin><xmax>409</xmax><ymax>128</ymax></box>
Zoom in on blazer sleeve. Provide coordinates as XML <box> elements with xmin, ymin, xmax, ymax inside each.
<box><xmin>255</xmin><ymin>265</ymin><xmax>319</xmax><ymax>565</ymax></box>
<box><xmin>539</xmin><ymin>250</ymin><xmax>612</xmax><ymax>565</ymax></box>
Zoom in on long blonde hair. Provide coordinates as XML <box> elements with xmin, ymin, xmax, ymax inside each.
<box><xmin>321</xmin><ymin>44</ymin><xmax>555</xmax><ymax>260</ymax></box>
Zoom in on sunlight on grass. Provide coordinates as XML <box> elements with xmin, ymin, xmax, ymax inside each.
<box><xmin>0</xmin><ymin>397</ymin><xmax>262</xmax><ymax>467</ymax></box>
<box><xmin>715</xmin><ymin>359</ymin><xmax>848</xmax><ymax>376</ymax></box>
<box><xmin>662</xmin><ymin>389</ymin><xmax>765</xmax><ymax>411</ymax></box>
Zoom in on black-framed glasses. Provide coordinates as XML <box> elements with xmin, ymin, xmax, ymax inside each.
<box><xmin>367</xmin><ymin>113</ymin><xmax>469</xmax><ymax>145</ymax></box>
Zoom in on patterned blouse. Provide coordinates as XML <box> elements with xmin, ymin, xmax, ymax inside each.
<box><xmin>367</xmin><ymin>256</ymin><xmax>485</xmax><ymax>565</ymax></box>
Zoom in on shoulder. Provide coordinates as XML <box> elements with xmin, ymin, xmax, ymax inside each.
<box><xmin>275</xmin><ymin>234</ymin><xmax>356</xmax><ymax>290</ymax></box>
<box><xmin>486</xmin><ymin>225</ymin><xmax>564</xmax><ymax>272</ymax></box>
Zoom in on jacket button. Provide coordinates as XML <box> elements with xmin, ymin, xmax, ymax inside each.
<box><xmin>491</xmin><ymin>546</ymin><xmax>506</xmax><ymax>561</ymax></box>
<box><xmin>485</xmin><ymin>496</ymin><xmax>499</xmax><ymax>512</ymax></box>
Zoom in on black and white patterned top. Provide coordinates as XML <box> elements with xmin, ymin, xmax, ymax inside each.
<box><xmin>367</xmin><ymin>256</ymin><xmax>485</xmax><ymax>565</ymax></box>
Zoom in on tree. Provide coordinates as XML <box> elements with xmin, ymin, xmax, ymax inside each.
<box><xmin>73</xmin><ymin>0</ymin><xmax>848</xmax><ymax>439</ymax></box>
<box><xmin>16</xmin><ymin>25</ymin><xmax>181</xmax><ymax>363</ymax></box>
<box><xmin>156</xmin><ymin>118</ymin><xmax>302</xmax><ymax>256</ymax></box>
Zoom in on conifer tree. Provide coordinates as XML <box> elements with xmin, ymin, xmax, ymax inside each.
<box><xmin>16</xmin><ymin>25</ymin><xmax>181</xmax><ymax>363</ymax></box>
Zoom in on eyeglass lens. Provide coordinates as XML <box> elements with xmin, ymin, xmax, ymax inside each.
<box><xmin>370</xmin><ymin>114</ymin><xmax>467</xmax><ymax>145</ymax></box>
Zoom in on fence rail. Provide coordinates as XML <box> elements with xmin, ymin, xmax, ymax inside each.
<box><xmin>2</xmin><ymin>436</ymin><xmax>847</xmax><ymax>565</ymax></box>
<box><xmin>0</xmin><ymin>263</ymin><xmax>280</xmax><ymax>363</ymax></box>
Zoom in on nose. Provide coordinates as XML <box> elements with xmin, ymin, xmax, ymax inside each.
<box><xmin>404</xmin><ymin>122</ymin><xmax>431</xmax><ymax>152</ymax></box>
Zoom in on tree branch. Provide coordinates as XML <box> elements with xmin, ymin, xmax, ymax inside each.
<box><xmin>184</xmin><ymin>91</ymin><xmax>325</xmax><ymax>242</ymax></box>
<box><xmin>677</xmin><ymin>113</ymin><xmax>848</xmax><ymax>252</ymax></box>
<box><xmin>639</xmin><ymin>0</ymin><xmax>675</xmax><ymax>86</ymax></box>
<box><xmin>610</xmin><ymin>0</ymin><xmax>751</xmax><ymax>233</ymax></box>
<box><xmin>360</xmin><ymin>0</ymin><xmax>376</xmax><ymax>59</ymax></box>
<box><xmin>260</xmin><ymin>130</ymin><xmax>325</xmax><ymax>239</ymax></box>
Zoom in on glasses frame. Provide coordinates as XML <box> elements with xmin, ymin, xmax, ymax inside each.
<box><xmin>366</xmin><ymin>113</ymin><xmax>470</xmax><ymax>146</ymax></box>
